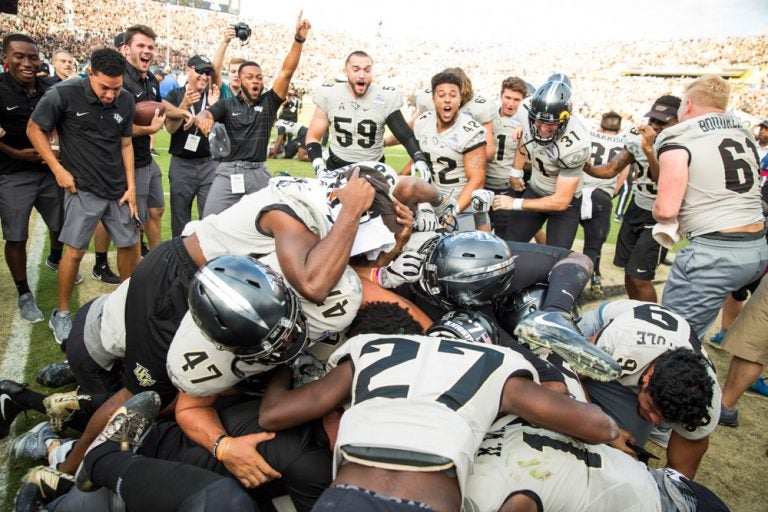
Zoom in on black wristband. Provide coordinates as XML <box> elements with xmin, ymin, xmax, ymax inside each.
<box><xmin>212</xmin><ymin>434</ymin><xmax>228</xmax><ymax>458</ymax></box>
<box><xmin>306</xmin><ymin>141</ymin><xmax>323</xmax><ymax>161</ymax></box>
<box><xmin>412</xmin><ymin>150</ymin><xmax>428</xmax><ymax>164</ymax></box>
<box><xmin>294</xmin><ymin>34</ymin><xmax>306</xmax><ymax>44</ymax></box>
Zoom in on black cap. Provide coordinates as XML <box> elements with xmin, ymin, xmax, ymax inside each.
<box><xmin>646</xmin><ymin>100</ymin><xmax>677</xmax><ymax>123</ymax></box>
<box><xmin>114</xmin><ymin>32</ymin><xmax>125</xmax><ymax>48</ymax></box>
<box><xmin>759</xmin><ymin>119</ymin><xmax>768</xmax><ymax>129</ymax></box>
<box><xmin>187</xmin><ymin>55</ymin><xmax>213</xmax><ymax>70</ymax></box>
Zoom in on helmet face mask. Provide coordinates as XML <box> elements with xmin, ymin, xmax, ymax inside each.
<box><xmin>427</xmin><ymin>310</ymin><xmax>500</xmax><ymax>345</ymax></box>
<box><xmin>417</xmin><ymin>232</ymin><xmax>516</xmax><ymax>308</ymax></box>
<box><xmin>189</xmin><ymin>256</ymin><xmax>310</xmax><ymax>366</ymax></box>
<box><xmin>526</xmin><ymin>80</ymin><xmax>573</xmax><ymax>145</ymax></box>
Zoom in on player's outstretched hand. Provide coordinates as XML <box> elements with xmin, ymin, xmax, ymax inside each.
<box><xmin>221</xmin><ymin>432</ymin><xmax>282</xmax><ymax>488</ymax></box>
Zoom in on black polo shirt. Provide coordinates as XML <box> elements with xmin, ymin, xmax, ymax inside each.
<box><xmin>165</xmin><ymin>86</ymin><xmax>211</xmax><ymax>159</ymax></box>
<box><xmin>278</xmin><ymin>96</ymin><xmax>300</xmax><ymax>123</ymax></box>
<box><xmin>30</xmin><ymin>78</ymin><xmax>135</xmax><ymax>198</ymax></box>
<box><xmin>122</xmin><ymin>64</ymin><xmax>160</xmax><ymax>167</ymax></box>
<box><xmin>0</xmin><ymin>73</ymin><xmax>53</xmax><ymax>174</ymax></box>
<box><xmin>207</xmin><ymin>89</ymin><xmax>281</xmax><ymax>162</ymax></box>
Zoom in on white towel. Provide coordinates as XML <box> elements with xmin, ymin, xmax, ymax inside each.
<box><xmin>580</xmin><ymin>187</ymin><xmax>595</xmax><ymax>220</ymax></box>
<box><xmin>652</xmin><ymin>221</ymin><xmax>681</xmax><ymax>249</ymax></box>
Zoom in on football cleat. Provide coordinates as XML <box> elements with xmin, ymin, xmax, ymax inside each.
<box><xmin>75</xmin><ymin>391</ymin><xmax>161</xmax><ymax>492</ymax></box>
<box><xmin>514</xmin><ymin>310</ymin><xmax>621</xmax><ymax>381</ymax></box>
<box><xmin>15</xmin><ymin>466</ymin><xmax>74</xmax><ymax>511</ymax></box>
<box><xmin>0</xmin><ymin>379</ymin><xmax>27</xmax><ymax>439</ymax></box>
<box><xmin>43</xmin><ymin>391</ymin><xmax>91</xmax><ymax>433</ymax></box>
<box><xmin>36</xmin><ymin>361</ymin><xmax>77</xmax><ymax>388</ymax></box>
<box><xmin>11</xmin><ymin>421</ymin><xmax>59</xmax><ymax>460</ymax></box>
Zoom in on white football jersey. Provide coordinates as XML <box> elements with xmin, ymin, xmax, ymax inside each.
<box><xmin>578</xmin><ymin>300</ymin><xmax>721</xmax><ymax>440</ymax></box>
<box><xmin>623</xmin><ymin>127</ymin><xmax>657</xmax><ymax>210</ymax></box>
<box><xmin>98</xmin><ymin>277</ymin><xmax>130</xmax><ymax>359</ymax></box>
<box><xmin>413</xmin><ymin>110</ymin><xmax>486</xmax><ymax>199</ymax></box>
<box><xmin>329</xmin><ymin>334</ymin><xmax>538</xmax><ymax>496</ymax></box>
<box><xmin>464</xmin><ymin>422</ymin><xmax>663</xmax><ymax>512</ymax></box>
<box><xmin>655</xmin><ymin>112</ymin><xmax>764</xmax><ymax>237</ymax></box>
<box><xmin>313</xmin><ymin>82</ymin><xmax>403</xmax><ymax>163</ymax></box>
<box><xmin>166</xmin><ymin>313</ymin><xmax>276</xmax><ymax>396</ymax></box>
<box><xmin>521</xmin><ymin>115</ymin><xmax>591</xmax><ymax>197</ymax></box>
<box><xmin>486</xmin><ymin>109</ymin><xmax>523</xmax><ymax>190</ymax></box>
<box><xmin>274</xmin><ymin>119</ymin><xmax>303</xmax><ymax>138</ymax></box>
<box><xmin>583</xmin><ymin>130</ymin><xmax>625</xmax><ymax>195</ymax></box>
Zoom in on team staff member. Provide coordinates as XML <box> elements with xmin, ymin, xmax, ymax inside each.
<box><xmin>305</xmin><ymin>50</ymin><xmax>431</xmax><ymax>176</ymax></box>
<box><xmin>0</xmin><ymin>34</ymin><xmax>66</xmax><ymax>323</ymax></box>
<box><xmin>584</xmin><ymin>96</ymin><xmax>680</xmax><ymax>302</ymax></box>
<box><xmin>121</xmin><ymin>24</ymin><xmax>166</xmax><ymax>250</ymax></box>
<box><xmin>163</xmin><ymin>55</ymin><xmax>219</xmax><ymax>237</ymax></box>
<box><xmin>27</xmin><ymin>48</ymin><xmax>140</xmax><ymax>345</ymax></box>
<box><xmin>195</xmin><ymin>12</ymin><xmax>311</xmax><ymax>216</ymax></box>
<box><xmin>654</xmin><ymin>75</ymin><xmax>768</xmax><ymax>341</ymax></box>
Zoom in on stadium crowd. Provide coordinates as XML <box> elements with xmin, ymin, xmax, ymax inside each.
<box><xmin>1</xmin><ymin>1</ymin><xmax>768</xmax><ymax>512</ymax></box>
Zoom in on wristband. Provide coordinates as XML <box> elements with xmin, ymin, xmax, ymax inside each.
<box><xmin>369</xmin><ymin>267</ymin><xmax>381</xmax><ymax>285</ymax></box>
<box><xmin>512</xmin><ymin>198</ymin><xmax>524</xmax><ymax>211</ymax></box>
<box><xmin>509</xmin><ymin>167</ymin><xmax>524</xmax><ymax>179</ymax></box>
<box><xmin>212</xmin><ymin>434</ymin><xmax>229</xmax><ymax>460</ymax></box>
<box><xmin>294</xmin><ymin>34</ymin><xmax>306</xmax><ymax>44</ymax></box>
<box><xmin>305</xmin><ymin>141</ymin><xmax>323</xmax><ymax>161</ymax></box>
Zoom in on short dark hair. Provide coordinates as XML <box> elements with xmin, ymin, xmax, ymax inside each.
<box><xmin>501</xmin><ymin>76</ymin><xmax>528</xmax><ymax>97</ymax></box>
<box><xmin>600</xmin><ymin>111</ymin><xmax>622</xmax><ymax>132</ymax></box>
<box><xmin>647</xmin><ymin>348</ymin><xmax>714</xmax><ymax>431</ymax></box>
<box><xmin>3</xmin><ymin>33</ymin><xmax>36</xmax><ymax>55</ymax></box>
<box><xmin>345</xmin><ymin>50</ymin><xmax>372</xmax><ymax>66</ymax></box>
<box><xmin>90</xmin><ymin>48</ymin><xmax>127</xmax><ymax>77</ymax></box>
<box><xmin>345</xmin><ymin>301</ymin><xmax>425</xmax><ymax>338</ymax></box>
<box><xmin>123</xmin><ymin>24</ymin><xmax>157</xmax><ymax>46</ymax></box>
<box><xmin>238</xmin><ymin>61</ymin><xmax>261</xmax><ymax>76</ymax></box>
<box><xmin>431</xmin><ymin>72</ymin><xmax>462</xmax><ymax>93</ymax></box>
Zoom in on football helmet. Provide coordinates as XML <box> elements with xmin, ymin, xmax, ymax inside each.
<box><xmin>188</xmin><ymin>255</ymin><xmax>309</xmax><ymax>365</ymax></box>
<box><xmin>546</xmin><ymin>72</ymin><xmax>571</xmax><ymax>88</ymax></box>
<box><xmin>525</xmin><ymin>80</ymin><xmax>573</xmax><ymax>145</ymax></box>
<box><xmin>417</xmin><ymin>232</ymin><xmax>516</xmax><ymax>308</ymax></box>
<box><xmin>427</xmin><ymin>309</ymin><xmax>499</xmax><ymax>345</ymax></box>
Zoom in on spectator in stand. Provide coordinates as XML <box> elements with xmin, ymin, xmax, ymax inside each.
<box><xmin>50</xmin><ymin>49</ymin><xmax>75</xmax><ymax>83</ymax></box>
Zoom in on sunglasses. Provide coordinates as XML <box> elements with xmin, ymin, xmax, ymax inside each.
<box><xmin>194</xmin><ymin>67</ymin><xmax>213</xmax><ymax>76</ymax></box>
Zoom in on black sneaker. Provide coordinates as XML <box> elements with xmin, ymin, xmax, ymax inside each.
<box><xmin>150</xmin><ymin>148</ymin><xmax>160</xmax><ymax>156</ymax></box>
<box><xmin>515</xmin><ymin>310</ymin><xmax>622</xmax><ymax>382</ymax></box>
<box><xmin>92</xmin><ymin>262</ymin><xmax>120</xmax><ymax>285</ymax></box>
<box><xmin>1</xmin><ymin>380</ymin><xmax>28</xmax><ymax>439</ymax></box>
<box><xmin>36</xmin><ymin>361</ymin><xmax>77</xmax><ymax>388</ymax></box>
<box><xmin>46</xmin><ymin>256</ymin><xmax>83</xmax><ymax>285</ymax></box>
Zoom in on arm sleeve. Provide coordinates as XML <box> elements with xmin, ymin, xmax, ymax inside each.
<box><xmin>385</xmin><ymin>110</ymin><xmax>426</xmax><ymax>162</ymax></box>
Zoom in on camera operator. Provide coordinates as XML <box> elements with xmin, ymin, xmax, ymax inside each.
<box><xmin>195</xmin><ymin>12</ymin><xmax>312</xmax><ymax>215</ymax></box>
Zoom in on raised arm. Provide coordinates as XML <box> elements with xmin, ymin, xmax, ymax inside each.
<box><xmin>271</xmin><ymin>11</ymin><xmax>311</xmax><ymax>99</ymax></box>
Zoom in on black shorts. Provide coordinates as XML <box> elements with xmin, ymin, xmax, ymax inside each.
<box><xmin>313</xmin><ymin>485</ymin><xmax>436</xmax><ymax>511</ymax></box>
<box><xmin>502</xmin><ymin>188</ymin><xmax>582</xmax><ymax>249</ymax></box>
<box><xmin>122</xmin><ymin>237</ymin><xmax>199</xmax><ymax>405</ymax></box>
<box><xmin>613</xmin><ymin>200</ymin><xmax>667</xmax><ymax>280</ymax></box>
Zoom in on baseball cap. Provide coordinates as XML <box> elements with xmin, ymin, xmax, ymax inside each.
<box><xmin>646</xmin><ymin>99</ymin><xmax>678</xmax><ymax>123</ymax></box>
<box><xmin>114</xmin><ymin>32</ymin><xmax>125</xmax><ymax>48</ymax></box>
<box><xmin>187</xmin><ymin>55</ymin><xmax>213</xmax><ymax>70</ymax></box>
<box><xmin>759</xmin><ymin>119</ymin><xmax>768</xmax><ymax>128</ymax></box>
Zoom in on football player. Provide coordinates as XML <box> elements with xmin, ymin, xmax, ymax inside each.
<box><xmin>493</xmin><ymin>80</ymin><xmax>592</xmax><ymax>249</ymax></box>
<box><xmin>579</xmin><ymin>111</ymin><xmax>629</xmax><ymax>293</ymax></box>
<box><xmin>305</xmin><ymin>51</ymin><xmax>431</xmax><ymax>177</ymax></box>
<box><xmin>579</xmin><ymin>300</ymin><xmax>720</xmax><ymax>479</ymax></box>
<box><xmin>654</xmin><ymin>75</ymin><xmax>768</xmax><ymax>341</ymax></box>
<box><xmin>584</xmin><ymin>95</ymin><xmax>681</xmax><ymax>302</ymax></box>
<box><xmin>412</xmin><ymin>71</ymin><xmax>487</xmax><ymax>231</ymax></box>
<box><xmin>258</xmin><ymin>306</ymin><xmax>618</xmax><ymax>512</ymax></box>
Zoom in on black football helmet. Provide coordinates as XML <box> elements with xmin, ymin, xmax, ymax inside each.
<box><xmin>525</xmin><ymin>80</ymin><xmax>573</xmax><ymax>145</ymax></box>
<box><xmin>546</xmin><ymin>72</ymin><xmax>571</xmax><ymax>88</ymax></box>
<box><xmin>427</xmin><ymin>309</ymin><xmax>500</xmax><ymax>345</ymax></box>
<box><xmin>417</xmin><ymin>232</ymin><xmax>516</xmax><ymax>308</ymax></box>
<box><xmin>188</xmin><ymin>255</ymin><xmax>309</xmax><ymax>365</ymax></box>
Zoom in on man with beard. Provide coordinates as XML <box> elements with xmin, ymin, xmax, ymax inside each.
<box><xmin>413</xmin><ymin>71</ymin><xmax>486</xmax><ymax>231</ymax></box>
<box><xmin>194</xmin><ymin>11</ymin><xmax>311</xmax><ymax>216</ymax></box>
<box><xmin>121</xmin><ymin>24</ymin><xmax>166</xmax><ymax>251</ymax></box>
<box><xmin>304</xmin><ymin>50</ymin><xmax>431</xmax><ymax>178</ymax></box>
<box><xmin>162</xmin><ymin>55</ymin><xmax>219</xmax><ymax>236</ymax></box>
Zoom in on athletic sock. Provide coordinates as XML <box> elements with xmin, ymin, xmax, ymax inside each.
<box><xmin>15</xmin><ymin>279</ymin><xmax>31</xmax><ymax>296</ymax></box>
<box><xmin>49</xmin><ymin>248</ymin><xmax>63</xmax><ymax>264</ymax></box>
<box><xmin>542</xmin><ymin>262</ymin><xmax>590</xmax><ymax>313</ymax></box>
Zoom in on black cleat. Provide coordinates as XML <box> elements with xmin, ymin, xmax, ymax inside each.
<box><xmin>36</xmin><ymin>361</ymin><xmax>77</xmax><ymax>388</ymax></box>
<box><xmin>0</xmin><ymin>380</ymin><xmax>27</xmax><ymax>439</ymax></box>
<box><xmin>514</xmin><ymin>311</ymin><xmax>621</xmax><ymax>382</ymax></box>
